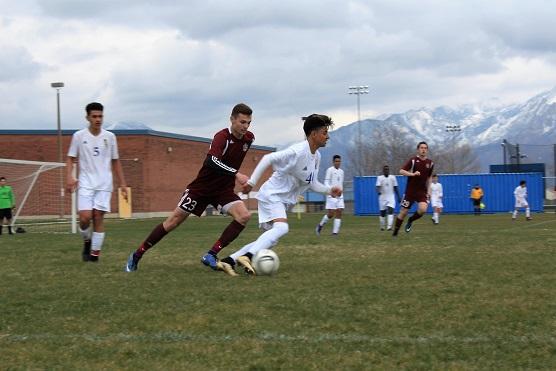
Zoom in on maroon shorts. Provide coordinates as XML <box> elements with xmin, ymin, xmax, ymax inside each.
<box><xmin>400</xmin><ymin>193</ymin><xmax>428</xmax><ymax>209</ymax></box>
<box><xmin>177</xmin><ymin>187</ymin><xmax>241</xmax><ymax>217</ymax></box>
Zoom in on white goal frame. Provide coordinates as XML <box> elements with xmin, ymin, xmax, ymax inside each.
<box><xmin>0</xmin><ymin>158</ymin><xmax>77</xmax><ymax>233</ymax></box>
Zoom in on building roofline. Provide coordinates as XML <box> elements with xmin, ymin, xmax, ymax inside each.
<box><xmin>0</xmin><ymin>129</ymin><xmax>276</xmax><ymax>151</ymax></box>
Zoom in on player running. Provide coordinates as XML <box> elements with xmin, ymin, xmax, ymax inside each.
<box><xmin>66</xmin><ymin>102</ymin><xmax>127</xmax><ymax>262</ymax></box>
<box><xmin>430</xmin><ymin>174</ymin><xmax>443</xmax><ymax>225</ymax></box>
<box><xmin>512</xmin><ymin>180</ymin><xmax>532</xmax><ymax>221</ymax></box>
<box><xmin>217</xmin><ymin>114</ymin><xmax>342</xmax><ymax>276</ymax></box>
<box><xmin>125</xmin><ymin>103</ymin><xmax>254</xmax><ymax>272</ymax></box>
<box><xmin>375</xmin><ymin>165</ymin><xmax>400</xmax><ymax>231</ymax></box>
<box><xmin>316</xmin><ymin>154</ymin><xmax>344</xmax><ymax>236</ymax></box>
<box><xmin>392</xmin><ymin>141</ymin><xmax>434</xmax><ymax>236</ymax></box>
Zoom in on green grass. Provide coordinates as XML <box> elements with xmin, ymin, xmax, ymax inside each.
<box><xmin>1</xmin><ymin>213</ymin><xmax>555</xmax><ymax>370</ymax></box>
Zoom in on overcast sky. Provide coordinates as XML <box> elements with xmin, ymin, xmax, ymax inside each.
<box><xmin>1</xmin><ymin>0</ymin><xmax>556</xmax><ymax>145</ymax></box>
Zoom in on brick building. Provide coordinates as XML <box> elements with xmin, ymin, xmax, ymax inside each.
<box><xmin>0</xmin><ymin>130</ymin><xmax>274</xmax><ymax>216</ymax></box>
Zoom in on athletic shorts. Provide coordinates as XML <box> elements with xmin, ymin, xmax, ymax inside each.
<box><xmin>379</xmin><ymin>196</ymin><xmax>396</xmax><ymax>210</ymax></box>
<box><xmin>0</xmin><ymin>208</ymin><xmax>13</xmax><ymax>219</ymax></box>
<box><xmin>400</xmin><ymin>193</ymin><xmax>428</xmax><ymax>209</ymax></box>
<box><xmin>472</xmin><ymin>199</ymin><xmax>481</xmax><ymax>207</ymax></box>
<box><xmin>78</xmin><ymin>188</ymin><xmax>112</xmax><ymax>212</ymax></box>
<box><xmin>325</xmin><ymin>195</ymin><xmax>345</xmax><ymax>210</ymax></box>
<box><xmin>257</xmin><ymin>199</ymin><xmax>289</xmax><ymax>225</ymax></box>
<box><xmin>515</xmin><ymin>198</ymin><xmax>529</xmax><ymax>208</ymax></box>
<box><xmin>177</xmin><ymin>188</ymin><xmax>242</xmax><ymax>217</ymax></box>
<box><xmin>431</xmin><ymin>198</ymin><xmax>443</xmax><ymax>208</ymax></box>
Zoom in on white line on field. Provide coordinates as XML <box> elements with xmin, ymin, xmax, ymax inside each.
<box><xmin>2</xmin><ymin>332</ymin><xmax>555</xmax><ymax>344</ymax></box>
<box><xmin>498</xmin><ymin>218</ymin><xmax>556</xmax><ymax>232</ymax></box>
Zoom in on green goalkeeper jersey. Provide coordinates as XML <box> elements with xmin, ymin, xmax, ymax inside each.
<box><xmin>0</xmin><ymin>185</ymin><xmax>15</xmax><ymax>209</ymax></box>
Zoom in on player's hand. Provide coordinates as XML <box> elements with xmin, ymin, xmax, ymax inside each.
<box><xmin>66</xmin><ymin>179</ymin><xmax>78</xmax><ymax>193</ymax></box>
<box><xmin>236</xmin><ymin>172</ymin><xmax>249</xmax><ymax>185</ymax></box>
<box><xmin>242</xmin><ymin>183</ymin><xmax>253</xmax><ymax>194</ymax></box>
<box><xmin>120</xmin><ymin>186</ymin><xmax>129</xmax><ymax>201</ymax></box>
<box><xmin>330</xmin><ymin>186</ymin><xmax>342</xmax><ymax>198</ymax></box>
<box><xmin>413</xmin><ymin>171</ymin><xmax>421</xmax><ymax>176</ymax></box>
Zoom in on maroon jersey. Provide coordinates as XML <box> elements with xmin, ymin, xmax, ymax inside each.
<box><xmin>187</xmin><ymin>128</ymin><xmax>254</xmax><ymax>193</ymax></box>
<box><xmin>402</xmin><ymin>156</ymin><xmax>434</xmax><ymax>197</ymax></box>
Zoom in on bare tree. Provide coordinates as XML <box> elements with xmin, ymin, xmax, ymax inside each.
<box><xmin>433</xmin><ymin>144</ymin><xmax>480</xmax><ymax>174</ymax></box>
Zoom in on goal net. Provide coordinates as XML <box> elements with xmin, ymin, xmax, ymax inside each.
<box><xmin>0</xmin><ymin>158</ymin><xmax>76</xmax><ymax>233</ymax></box>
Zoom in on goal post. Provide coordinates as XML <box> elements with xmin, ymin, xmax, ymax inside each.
<box><xmin>0</xmin><ymin>158</ymin><xmax>77</xmax><ymax>233</ymax></box>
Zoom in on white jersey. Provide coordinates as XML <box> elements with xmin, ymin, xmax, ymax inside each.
<box><xmin>376</xmin><ymin>175</ymin><xmax>398</xmax><ymax>201</ymax></box>
<box><xmin>430</xmin><ymin>182</ymin><xmax>443</xmax><ymax>200</ymax></box>
<box><xmin>67</xmin><ymin>128</ymin><xmax>119</xmax><ymax>192</ymax></box>
<box><xmin>324</xmin><ymin>166</ymin><xmax>344</xmax><ymax>189</ymax></box>
<box><xmin>514</xmin><ymin>185</ymin><xmax>528</xmax><ymax>207</ymax></box>
<box><xmin>248</xmin><ymin>141</ymin><xmax>330</xmax><ymax>207</ymax></box>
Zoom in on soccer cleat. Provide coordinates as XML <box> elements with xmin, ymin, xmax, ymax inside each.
<box><xmin>201</xmin><ymin>253</ymin><xmax>218</xmax><ymax>270</ymax></box>
<box><xmin>404</xmin><ymin>221</ymin><xmax>413</xmax><ymax>233</ymax></box>
<box><xmin>332</xmin><ymin>233</ymin><xmax>338</xmax><ymax>237</ymax></box>
<box><xmin>380</xmin><ymin>226</ymin><xmax>385</xmax><ymax>231</ymax></box>
<box><xmin>526</xmin><ymin>217</ymin><xmax>532</xmax><ymax>221</ymax></box>
<box><xmin>315</xmin><ymin>224</ymin><xmax>323</xmax><ymax>236</ymax></box>
<box><xmin>216</xmin><ymin>261</ymin><xmax>238</xmax><ymax>277</ymax></box>
<box><xmin>237</xmin><ymin>255</ymin><xmax>256</xmax><ymax>275</ymax></box>
<box><xmin>386</xmin><ymin>227</ymin><xmax>392</xmax><ymax>231</ymax></box>
<box><xmin>125</xmin><ymin>252</ymin><xmax>140</xmax><ymax>272</ymax></box>
<box><xmin>392</xmin><ymin>229</ymin><xmax>399</xmax><ymax>237</ymax></box>
<box><xmin>82</xmin><ymin>239</ymin><xmax>92</xmax><ymax>262</ymax></box>
<box><xmin>431</xmin><ymin>217</ymin><xmax>435</xmax><ymax>224</ymax></box>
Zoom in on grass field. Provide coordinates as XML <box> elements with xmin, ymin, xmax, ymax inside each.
<box><xmin>1</xmin><ymin>213</ymin><xmax>555</xmax><ymax>370</ymax></box>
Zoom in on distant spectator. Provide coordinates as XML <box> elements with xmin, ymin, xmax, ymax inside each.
<box><xmin>470</xmin><ymin>184</ymin><xmax>484</xmax><ymax>215</ymax></box>
<box><xmin>0</xmin><ymin>176</ymin><xmax>16</xmax><ymax>235</ymax></box>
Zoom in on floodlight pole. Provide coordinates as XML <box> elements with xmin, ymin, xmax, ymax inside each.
<box><xmin>348</xmin><ymin>86</ymin><xmax>369</xmax><ymax>175</ymax></box>
<box><xmin>51</xmin><ymin>82</ymin><xmax>64</xmax><ymax>218</ymax></box>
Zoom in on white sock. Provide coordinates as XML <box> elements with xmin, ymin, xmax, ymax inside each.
<box><xmin>513</xmin><ymin>210</ymin><xmax>518</xmax><ymax>218</ymax></box>
<box><xmin>332</xmin><ymin>219</ymin><xmax>341</xmax><ymax>234</ymax></box>
<box><xmin>387</xmin><ymin>215</ymin><xmax>394</xmax><ymax>229</ymax></box>
<box><xmin>320</xmin><ymin>215</ymin><xmax>329</xmax><ymax>226</ymax></box>
<box><xmin>526</xmin><ymin>208</ymin><xmax>530</xmax><ymax>218</ymax></box>
<box><xmin>379</xmin><ymin>216</ymin><xmax>386</xmax><ymax>228</ymax></box>
<box><xmin>433</xmin><ymin>212</ymin><xmax>439</xmax><ymax>223</ymax></box>
<box><xmin>79</xmin><ymin>225</ymin><xmax>92</xmax><ymax>240</ymax></box>
<box><xmin>91</xmin><ymin>232</ymin><xmax>105</xmax><ymax>253</ymax></box>
<box><xmin>231</xmin><ymin>222</ymin><xmax>289</xmax><ymax>260</ymax></box>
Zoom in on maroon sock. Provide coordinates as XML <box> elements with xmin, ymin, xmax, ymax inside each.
<box><xmin>408</xmin><ymin>212</ymin><xmax>423</xmax><ymax>223</ymax></box>
<box><xmin>135</xmin><ymin>223</ymin><xmax>168</xmax><ymax>257</ymax></box>
<box><xmin>209</xmin><ymin>220</ymin><xmax>245</xmax><ymax>255</ymax></box>
<box><xmin>394</xmin><ymin>217</ymin><xmax>404</xmax><ymax>231</ymax></box>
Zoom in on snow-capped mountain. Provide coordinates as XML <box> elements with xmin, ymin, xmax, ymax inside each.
<box><xmin>104</xmin><ymin>121</ymin><xmax>152</xmax><ymax>130</ymax></box>
<box><xmin>320</xmin><ymin>87</ymin><xmax>556</xmax><ymax>173</ymax></box>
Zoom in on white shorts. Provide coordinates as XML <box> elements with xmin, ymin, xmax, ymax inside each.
<box><xmin>325</xmin><ymin>195</ymin><xmax>345</xmax><ymax>210</ymax></box>
<box><xmin>379</xmin><ymin>197</ymin><xmax>396</xmax><ymax>210</ymax></box>
<box><xmin>515</xmin><ymin>198</ymin><xmax>529</xmax><ymax>208</ymax></box>
<box><xmin>258</xmin><ymin>200</ymin><xmax>289</xmax><ymax>226</ymax></box>
<box><xmin>78</xmin><ymin>188</ymin><xmax>112</xmax><ymax>212</ymax></box>
<box><xmin>431</xmin><ymin>198</ymin><xmax>443</xmax><ymax>208</ymax></box>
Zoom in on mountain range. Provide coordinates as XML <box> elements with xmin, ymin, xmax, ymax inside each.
<box><xmin>320</xmin><ymin>87</ymin><xmax>556</xmax><ymax>174</ymax></box>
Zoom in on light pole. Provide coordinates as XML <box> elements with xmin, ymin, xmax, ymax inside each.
<box><xmin>51</xmin><ymin>82</ymin><xmax>64</xmax><ymax>218</ymax></box>
<box><xmin>348</xmin><ymin>86</ymin><xmax>369</xmax><ymax>175</ymax></box>
<box><xmin>445</xmin><ymin>124</ymin><xmax>461</xmax><ymax>173</ymax></box>
<box><xmin>501</xmin><ymin>139</ymin><xmax>507</xmax><ymax>172</ymax></box>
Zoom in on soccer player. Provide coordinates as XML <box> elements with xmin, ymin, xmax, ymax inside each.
<box><xmin>0</xmin><ymin>176</ymin><xmax>16</xmax><ymax>235</ymax></box>
<box><xmin>430</xmin><ymin>174</ymin><xmax>443</xmax><ymax>225</ymax></box>
<box><xmin>375</xmin><ymin>165</ymin><xmax>400</xmax><ymax>231</ymax></box>
<box><xmin>218</xmin><ymin>114</ymin><xmax>342</xmax><ymax>276</ymax></box>
<box><xmin>66</xmin><ymin>102</ymin><xmax>127</xmax><ymax>262</ymax></box>
<box><xmin>124</xmin><ymin>103</ymin><xmax>254</xmax><ymax>272</ymax></box>
<box><xmin>392</xmin><ymin>142</ymin><xmax>434</xmax><ymax>236</ymax></box>
<box><xmin>513</xmin><ymin>180</ymin><xmax>532</xmax><ymax>221</ymax></box>
<box><xmin>316</xmin><ymin>154</ymin><xmax>344</xmax><ymax>236</ymax></box>
<box><xmin>470</xmin><ymin>184</ymin><xmax>484</xmax><ymax>215</ymax></box>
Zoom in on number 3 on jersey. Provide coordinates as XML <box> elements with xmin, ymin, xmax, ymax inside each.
<box><xmin>305</xmin><ymin>172</ymin><xmax>314</xmax><ymax>184</ymax></box>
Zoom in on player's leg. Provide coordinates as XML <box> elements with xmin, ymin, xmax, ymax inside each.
<box><xmin>317</xmin><ymin>196</ymin><xmax>335</xmax><ymax>235</ymax></box>
<box><xmin>525</xmin><ymin>201</ymin><xmax>531</xmax><ymax>220</ymax></box>
<box><xmin>379</xmin><ymin>208</ymin><xmax>386</xmax><ymax>230</ymax></box>
<box><xmin>125</xmin><ymin>188</ymin><xmax>204</xmax><ymax>272</ymax></box>
<box><xmin>332</xmin><ymin>208</ymin><xmax>342</xmax><ymax>235</ymax></box>
<box><xmin>77</xmin><ymin>189</ymin><xmax>94</xmax><ymax>261</ymax></box>
<box><xmin>393</xmin><ymin>197</ymin><xmax>411</xmax><ymax>236</ymax></box>
<box><xmin>202</xmin><ymin>199</ymin><xmax>250</xmax><ymax>269</ymax></box>
<box><xmin>386</xmin><ymin>207</ymin><xmax>394</xmax><ymax>230</ymax></box>
<box><xmin>0</xmin><ymin>212</ymin><xmax>5</xmax><ymax>235</ymax></box>
<box><xmin>405</xmin><ymin>201</ymin><xmax>427</xmax><ymax>233</ymax></box>
<box><xmin>89</xmin><ymin>190</ymin><xmax>112</xmax><ymax>262</ymax></box>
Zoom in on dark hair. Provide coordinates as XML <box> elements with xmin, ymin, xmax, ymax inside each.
<box><xmin>432</xmin><ymin>173</ymin><xmax>438</xmax><ymax>177</ymax></box>
<box><xmin>417</xmin><ymin>141</ymin><xmax>428</xmax><ymax>149</ymax></box>
<box><xmin>231</xmin><ymin>103</ymin><xmax>252</xmax><ymax>117</ymax></box>
<box><xmin>86</xmin><ymin>102</ymin><xmax>104</xmax><ymax>115</ymax></box>
<box><xmin>303</xmin><ymin>114</ymin><xmax>333</xmax><ymax>136</ymax></box>
<box><xmin>520</xmin><ymin>180</ymin><xmax>526</xmax><ymax>185</ymax></box>
<box><xmin>0</xmin><ymin>177</ymin><xmax>5</xmax><ymax>181</ymax></box>
<box><xmin>333</xmin><ymin>155</ymin><xmax>341</xmax><ymax>161</ymax></box>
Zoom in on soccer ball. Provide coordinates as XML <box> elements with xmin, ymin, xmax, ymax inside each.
<box><xmin>252</xmin><ymin>249</ymin><xmax>280</xmax><ymax>276</ymax></box>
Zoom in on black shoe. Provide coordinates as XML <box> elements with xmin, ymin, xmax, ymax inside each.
<box><xmin>89</xmin><ymin>255</ymin><xmax>99</xmax><ymax>262</ymax></box>
<box><xmin>82</xmin><ymin>239</ymin><xmax>91</xmax><ymax>261</ymax></box>
<box><xmin>404</xmin><ymin>221</ymin><xmax>413</xmax><ymax>233</ymax></box>
<box><xmin>392</xmin><ymin>229</ymin><xmax>399</xmax><ymax>237</ymax></box>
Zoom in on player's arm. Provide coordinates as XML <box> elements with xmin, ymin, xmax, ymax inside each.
<box><xmin>9</xmin><ymin>187</ymin><xmax>15</xmax><ymax>209</ymax></box>
<box><xmin>324</xmin><ymin>168</ymin><xmax>332</xmax><ymax>187</ymax></box>
<box><xmin>400</xmin><ymin>159</ymin><xmax>419</xmax><ymax>177</ymax></box>
<box><xmin>375</xmin><ymin>178</ymin><xmax>381</xmax><ymax>195</ymax></box>
<box><xmin>65</xmin><ymin>156</ymin><xmax>77</xmax><ymax>193</ymax></box>
<box><xmin>112</xmin><ymin>159</ymin><xmax>127</xmax><ymax>188</ymax></box>
<box><xmin>244</xmin><ymin>148</ymin><xmax>296</xmax><ymax>193</ymax></box>
<box><xmin>205</xmin><ymin>131</ymin><xmax>244</xmax><ymax>179</ymax></box>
